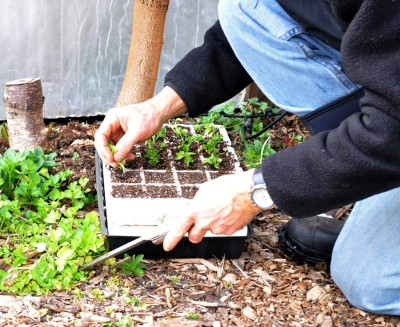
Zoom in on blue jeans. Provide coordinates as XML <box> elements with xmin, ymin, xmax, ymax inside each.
<box><xmin>219</xmin><ymin>0</ymin><xmax>400</xmax><ymax>315</ymax></box>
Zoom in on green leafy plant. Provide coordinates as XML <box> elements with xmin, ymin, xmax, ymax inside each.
<box><xmin>186</xmin><ymin>311</ymin><xmax>200</xmax><ymax>320</ymax></box>
<box><xmin>169</xmin><ymin>275</ymin><xmax>180</xmax><ymax>284</ymax></box>
<box><xmin>92</xmin><ymin>288</ymin><xmax>106</xmax><ymax>300</ymax></box>
<box><xmin>123</xmin><ymin>295</ymin><xmax>145</xmax><ymax>308</ymax></box>
<box><xmin>72</xmin><ymin>152</ymin><xmax>79</xmax><ymax>161</ymax></box>
<box><xmin>103</xmin><ymin>315</ymin><xmax>132</xmax><ymax>327</ymax></box>
<box><xmin>174</xmin><ymin>127</ymin><xmax>189</xmax><ymax>139</ymax></box>
<box><xmin>176</xmin><ymin>150</ymin><xmax>195</xmax><ymax>166</ymax></box>
<box><xmin>120</xmin><ymin>254</ymin><xmax>147</xmax><ymax>276</ymax></box>
<box><xmin>202</xmin><ymin>153</ymin><xmax>222</xmax><ymax>169</ymax></box>
<box><xmin>0</xmin><ymin>147</ymin><xmax>105</xmax><ymax>295</ymax></box>
<box><xmin>151</xmin><ymin>126</ymin><xmax>167</xmax><ymax>143</ymax></box>
<box><xmin>108</xmin><ymin>141</ymin><xmax>126</xmax><ymax>171</ymax></box>
<box><xmin>243</xmin><ymin>138</ymin><xmax>275</xmax><ymax>169</ymax></box>
<box><xmin>144</xmin><ymin>141</ymin><xmax>165</xmax><ymax>166</ymax></box>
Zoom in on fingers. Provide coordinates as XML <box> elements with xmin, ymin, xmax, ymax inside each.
<box><xmin>95</xmin><ymin>129</ymin><xmax>118</xmax><ymax>168</ymax></box>
<box><xmin>126</xmin><ymin>153</ymin><xmax>135</xmax><ymax>161</ymax></box>
<box><xmin>187</xmin><ymin>223</ymin><xmax>208</xmax><ymax>244</ymax></box>
<box><xmin>94</xmin><ymin>111</ymin><xmax>119</xmax><ymax>167</ymax></box>
<box><xmin>163</xmin><ymin>216</ymin><xmax>194</xmax><ymax>252</ymax></box>
<box><xmin>114</xmin><ymin>127</ymin><xmax>140</xmax><ymax>162</ymax></box>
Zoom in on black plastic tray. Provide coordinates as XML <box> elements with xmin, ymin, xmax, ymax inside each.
<box><xmin>95</xmin><ymin>152</ymin><xmax>253</xmax><ymax>259</ymax></box>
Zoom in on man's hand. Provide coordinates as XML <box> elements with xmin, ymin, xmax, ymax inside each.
<box><xmin>95</xmin><ymin>87</ymin><xmax>187</xmax><ymax>168</ymax></box>
<box><xmin>163</xmin><ymin>169</ymin><xmax>263</xmax><ymax>251</ymax></box>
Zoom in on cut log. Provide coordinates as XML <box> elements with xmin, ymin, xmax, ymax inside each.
<box><xmin>3</xmin><ymin>78</ymin><xmax>47</xmax><ymax>151</ymax></box>
<box><xmin>116</xmin><ymin>0</ymin><xmax>170</xmax><ymax>107</ymax></box>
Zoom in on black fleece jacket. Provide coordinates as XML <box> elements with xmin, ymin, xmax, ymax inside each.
<box><xmin>165</xmin><ymin>1</ymin><xmax>400</xmax><ymax>217</ymax></box>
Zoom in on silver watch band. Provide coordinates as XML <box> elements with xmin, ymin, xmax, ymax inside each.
<box><xmin>252</xmin><ymin>167</ymin><xmax>265</xmax><ymax>186</ymax></box>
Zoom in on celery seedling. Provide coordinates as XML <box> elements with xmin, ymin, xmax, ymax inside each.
<box><xmin>176</xmin><ymin>150</ymin><xmax>195</xmax><ymax>166</ymax></box>
<box><xmin>108</xmin><ymin>141</ymin><xmax>126</xmax><ymax>171</ymax></box>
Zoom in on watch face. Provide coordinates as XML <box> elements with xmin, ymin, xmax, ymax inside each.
<box><xmin>252</xmin><ymin>186</ymin><xmax>273</xmax><ymax>209</ymax></box>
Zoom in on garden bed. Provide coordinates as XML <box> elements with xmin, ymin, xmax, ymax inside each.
<box><xmin>0</xmin><ymin>109</ymin><xmax>397</xmax><ymax>326</ymax></box>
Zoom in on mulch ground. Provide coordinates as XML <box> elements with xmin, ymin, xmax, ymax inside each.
<box><xmin>1</xmin><ymin>117</ymin><xmax>399</xmax><ymax>327</ymax></box>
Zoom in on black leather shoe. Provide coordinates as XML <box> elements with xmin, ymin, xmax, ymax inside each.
<box><xmin>278</xmin><ymin>216</ymin><xmax>344</xmax><ymax>266</ymax></box>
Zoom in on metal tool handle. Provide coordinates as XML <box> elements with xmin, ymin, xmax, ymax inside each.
<box><xmin>79</xmin><ymin>230</ymin><xmax>168</xmax><ymax>271</ymax></box>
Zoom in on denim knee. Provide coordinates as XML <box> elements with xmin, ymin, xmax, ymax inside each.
<box><xmin>331</xmin><ymin>244</ymin><xmax>399</xmax><ymax>315</ymax></box>
<box><xmin>218</xmin><ymin>0</ymin><xmax>242</xmax><ymax>33</ymax></box>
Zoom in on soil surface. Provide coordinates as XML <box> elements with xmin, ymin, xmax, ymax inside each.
<box><xmin>0</xmin><ymin>116</ymin><xmax>399</xmax><ymax>326</ymax></box>
<box><xmin>107</xmin><ymin>125</ymin><xmax>239</xmax><ymax>200</ymax></box>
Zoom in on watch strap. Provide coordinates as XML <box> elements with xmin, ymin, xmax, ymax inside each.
<box><xmin>252</xmin><ymin>167</ymin><xmax>265</xmax><ymax>186</ymax></box>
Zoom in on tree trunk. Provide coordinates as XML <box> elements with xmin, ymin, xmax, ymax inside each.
<box><xmin>245</xmin><ymin>82</ymin><xmax>267</xmax><ymax>102</ymax></box>
<box><xmin>116</xmin><ymin>0</ymin><xmax>170</xmax><ymax>107</ymax></box>
<box><xmin>3</xmin><ymin>78</ymin><xmax>47</xmax><ymax>151</ymax></box>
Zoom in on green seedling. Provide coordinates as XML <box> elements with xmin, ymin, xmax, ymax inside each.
<box><xmin>151</xmin><ymin>126</ymin><xmax>167</xmax><ymax>143</ymax></box>
<box><xmin>202</xmin><ymin>153</ymin><xmax>222</xmax><ymax>169</ymax></box>
<box><xmin>123</xmin><ymin>296</ymin><xmax>141</xmax><ymax>307</ymax></box>
<box><xmin>92</xmin><ymin>288</ymin><xmax>106</xmax><ymax>300</ymax></box>
<box><xmin>176</xmin><ymin>150</ymin><xmax>195</xmax><ymax>166</ymax></box>
<box><xmin>169</xmin><ymin>275</ymin><xmax>180</xmax><ymax>284</ymax></box>
<box><xmin>186</xmin><ymin>311</ymin><xmax>200</xmax><ymax>320</ymax></box>
<box><xmin>108</xmin><ymin>141</ymin><xmax>126</xmax><ymax>171</ymax></box>
<box><xmin>103</xmin><ymin>315</ymin><xmax>132</xmax><ymax>327</ymax></box>
<box><xmin>202</xmin><ymin>133</ymin><xmax>223</xmax><ymax>155</ymax></box>
<box><xmin>144</xmin><ymin>141</ymin><xmax>165</xmax><ymax>166</ymax></box>
<box><xmin>174</xmin><ymin>127</ymin><xmax>189</xmax><ymax>139</ymax></box>
<box><xmin>72</xmin><ymin>152</ymin><xmax>79</xmax><ymax>161</ymax></box>
<box><xmin>120</xmin><ymin>254</ymin><xmax>147</xmax><ymax>276</ymax></box>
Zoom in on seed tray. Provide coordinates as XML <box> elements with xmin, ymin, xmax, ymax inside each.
<box><xmin>96</xmin><ymin>124</ymin><xmax>253</xmax><ymax>259</ymax></box>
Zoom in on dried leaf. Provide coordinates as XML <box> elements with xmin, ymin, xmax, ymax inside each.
<box><xmin>243</xmin><ymin>306</ymin><xmax>257</xmax><ymax>321</ymax></box>
<box><xmin>306</xmin><ymin>286</ymin><xmax>326</xmax><ymax>302</ymax></box>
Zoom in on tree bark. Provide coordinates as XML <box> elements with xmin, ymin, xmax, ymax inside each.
<box><xmin>245</xmin><ymin>82</ymin><xmax>267</xmax><ymax>102</ymax></box>
<box><xmin>116</xmin><ymin>0</ymin><xmax>170</xmax><ymax>107</ymax></box>
<box><xmin>3</xmin><ymin>78</ymin><xmax>47</xmax><ymax>151</ymax></box>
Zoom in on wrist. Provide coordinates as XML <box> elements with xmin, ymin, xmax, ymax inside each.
<box><xmin>248</xmin><ymin>168</ymin><xmax>274</xmax><ymax>211</ymax></box>
<box><xmin>235</xmin><ymin>170</ymin><xmax>263</xmax><ymax>215</ymax></box>
<box><xmin>150</xmin><ymin>86</ymin><xmax>188</xmax><ymax>124</ymax></box>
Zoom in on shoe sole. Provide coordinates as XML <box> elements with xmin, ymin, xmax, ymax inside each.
<box><xmin>278</xmin><ymin>225</ymin><xmax>331</xmax><ymax>267</ymax></box>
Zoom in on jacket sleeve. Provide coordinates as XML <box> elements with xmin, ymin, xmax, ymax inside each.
<box><xmin>262</xmin><ymin>0</ymin><xmax>400</xmax><ymax>217</ymax></box>
<box><xmin>164</xmin><ymin>21</ymin><xmax>252</xmax><ymax>117</ymax></box>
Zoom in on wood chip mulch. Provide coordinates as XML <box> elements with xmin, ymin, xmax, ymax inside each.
<box><xmin>1</xmin><ymin>118</ymin><xmax>399</xmax><ymax>326</ymax></box>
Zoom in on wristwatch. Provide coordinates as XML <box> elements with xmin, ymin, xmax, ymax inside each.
<box><xmin>249</xmin><ymin>168</ymin><xmax>274</xmax><ymax>210</ymax></box>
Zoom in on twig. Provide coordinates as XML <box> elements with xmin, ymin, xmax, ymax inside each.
<box><xmin>231</xmin><ymin>259</ymin><xmax>249</xmax><ymax>279</ymax></box>
<box><xmin>190</xmin><ymin>300</ymin><xmax>227</xmax><ymax>308</ymax></box>
<box><xmin>165</xmin><ymin>288</ymin><xmax>172</xmax><ymax>308</ymax></box>
<box><xmin>42</xmin><ymin>304</ymin><xmax>80</xmax><ymax>314</ymax></box>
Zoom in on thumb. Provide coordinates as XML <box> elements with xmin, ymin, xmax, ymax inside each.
<box><xmin>114</xmin><ymin>129</ymin><xmax>138</xmax><ymax>162</ymax></box>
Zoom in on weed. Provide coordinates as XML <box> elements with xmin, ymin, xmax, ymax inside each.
<box><xmin>120</xmin><ymin>254</ymin><xmax>147</xmax><ymax>276</ymax></box>
<box><xmin>186</xmin><ymin>311</ymin><xmax>200</xmax><ymax>320</ymax></box>
<box><xmin>72</xmin><ymin>152</ymin><xmax>79</xmax><ymax>161</ymax></box>
<box><xmin>92</xmin><ymin>288</ymin><xmax>105</xmax><ymax>300</ymax></box>
<box><xmin>169</xmin><ymin>275</ymin><xmax>180</xmax><ymax>283</ymax></box>
<box><xmin>123</xmin><ymin>296</ymin><xmax>140</xmax><ymax>306</ymax></box>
